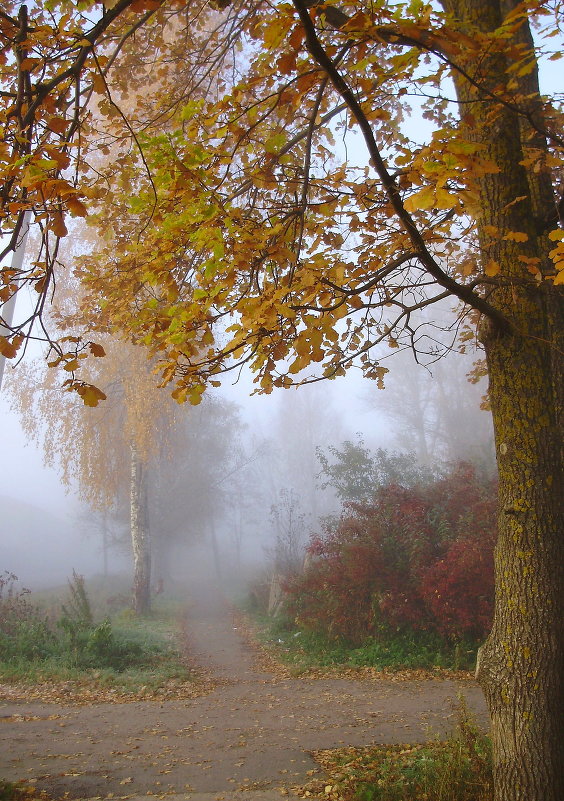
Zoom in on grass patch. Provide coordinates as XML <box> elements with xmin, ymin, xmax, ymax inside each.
<box><xmin>0</xmin><ymin>781</ymin><xmax>47</xmax><ymax>801</ymax></box>
<box><xmin>311</xmin><ymin>703</ymin><xmax>492</xmax><ymax>801</ymax></box>
<box><xmin>0</xmin><ymin>571</ymin><xmax>193</xmax><ymax>693</ymax></box>
<box><xmin>0</xmin><ymin>783</ymin><xmax>23</xmax><ymax>801</ymax></box>
<box><xmin>248</xmin><ymin>610</ymin><xmax>478</xmax><ymax>673</ymax></box>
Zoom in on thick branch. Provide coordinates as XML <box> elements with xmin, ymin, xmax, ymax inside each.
<box><xmin>292</xmin><ymin>0</ymin><xmax>511</xmax><ymax>333</ymax></box>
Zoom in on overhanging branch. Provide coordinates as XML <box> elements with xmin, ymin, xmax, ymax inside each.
<box><xmin>292</xmin><ymin>0</ymin><xmax>512</xmax><ymax>334</ymax></box>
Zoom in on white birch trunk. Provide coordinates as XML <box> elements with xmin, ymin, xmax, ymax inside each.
<box><xmin>130</xmin><ymin>443</ymin><xmax>150</xmax><ymax>615</ymax></box>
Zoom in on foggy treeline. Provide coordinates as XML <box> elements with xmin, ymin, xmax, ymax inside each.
<box><xmin>2</xmin><ymin>336</ymin><xmax>494</xmax><ymax>598</ymax></box>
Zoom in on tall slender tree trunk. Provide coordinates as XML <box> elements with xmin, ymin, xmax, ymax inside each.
<box><xmin>102</xmin><ymin>509</ymin><xmax>108</xmax><ymax>578</ymax></box>
<box><xmin>440</xmin><ymin>1</ymin><xmax>564</xmax><ymax>798</ymax></box>
<box><xmin>209</xmin><ymin>513</ymin><xmax>222</xmax><ymax>581</ymax></box>
<box><xmin>130</xmin><ymin>443</ymin><xmax>151</xmax><ymax>615</ymax></box>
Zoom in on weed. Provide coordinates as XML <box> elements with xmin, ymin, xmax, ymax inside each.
<box><xmin>0</xmin><ymin>781</ymin><xmax>38</xmax><ymax>801</ymax></box>
<box><xmin>0</xmin><ymin>782</ymin><xmax>18</xmax><ymax>801</ymax></box>
<box><xmin>251</xmin><ymin>609</ymin><xmax>478</xmax><ymax>672</ymax></box>
<box><xmin>0</xmin><ymin>574</ymin><xmax>191</xmax><ymax>690</ymax></box>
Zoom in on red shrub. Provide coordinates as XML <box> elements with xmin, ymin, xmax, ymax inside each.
<box><xmin>284</xmin><ymin>462</ymin><xmax>497</xmax><ymax>643</ymax></box>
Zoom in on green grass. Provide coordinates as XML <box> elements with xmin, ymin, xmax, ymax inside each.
<box><xmin>317</xmin><ymin>704</ymin><xmax>492</xmax><ymax>801</ymax></box>
<box><xmin>249</xmin><ymin>611</ymin><xmax>478</xmax><ymax>673</ymax></box>
<box><xmin>0</xmin><ymin>781</ymin><xmax>40</xmax><ymax>801</ymax></box>
<box><xmin>0</xmin><ymin>572</ymin><xmax>192</xmax><ymax>692</ymax></box>
<box><xmin>0</xmin><ymin>782</ymin><xmax>20</xmax><ymax>801</ymax></box>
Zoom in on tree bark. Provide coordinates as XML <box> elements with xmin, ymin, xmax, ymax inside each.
<box><xmin>130</xmin><ymin>442</ymin><xmax>151</xmax><ymax>615</ymax></box>
<box><xmin>480</xmin><ymin>305</ymin><xmax>564</xmax><ymax>801</ymax></box>
<box><xmin>440</xmin><ymin>1</ymin><xmax>564</xmax><ymax>798</ymax></box>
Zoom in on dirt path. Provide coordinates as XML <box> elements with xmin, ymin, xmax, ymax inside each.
<box><xmin>0</xmin><ymin>583</ymin><xmax>488</xmax><ymax>801</ymax></box>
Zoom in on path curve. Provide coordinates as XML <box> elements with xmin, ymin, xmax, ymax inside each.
<box><xmin>0</xmin><ymin>581</ymin><xmax>488</xmax><ymax>800</ymax></box>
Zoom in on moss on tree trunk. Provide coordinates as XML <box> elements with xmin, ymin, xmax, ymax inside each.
<box><xmin>439</xmin><ymin>1</ymin><xmax>564</xmax><ymax>798</ymax></box>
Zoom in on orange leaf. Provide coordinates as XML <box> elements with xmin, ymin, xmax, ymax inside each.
<box><xmin>91</xmin><ymin>72</ymin><xmax>106</xmax><ymax>95</ymax></box>
<box><xmin>277</xmin><ymin>52</ymin><xmax>297</xmax><ymax>75</ymax></box>
<box><xmin>0</xmin><ymin>334</ymin><xmax>23</xmax><ymax>359</ymax></box>
<box><xmin>67</xmin><ymin>196</ymin><xmax>88</xmax><ymax>217</ymax></box>
<box><xmin>44</xmin><ymin>145</ymin><xmax>70</xmax><ymax>170</ymax></box>
<box><xmin>130</xmin><ymin>0</ymin><xmax>161</xmax><ymax>10</ymax></box>
<box><xmin>49</xmin><ymin>211</ymin><xmax>68</xmax><ymax>237</ymax></box>
<box><xmin>47</xmin><ymin>116</ymin><xmax>68</xmax><ymax>135</ymax></box>
<box><xmin>288</xmin><ymin>25</ymin><xmax>304</xmax><ymax>49</ymax></box>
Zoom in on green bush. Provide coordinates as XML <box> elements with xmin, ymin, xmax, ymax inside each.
<box><xmin>0</xmin><ymin>618</ymin><xmax>55</xmax><ymax>662</ymax></box>
<box><xmin>348</xmin><ymin>632</ymin><xmax>478</xmax><ymax>671</ymax></box>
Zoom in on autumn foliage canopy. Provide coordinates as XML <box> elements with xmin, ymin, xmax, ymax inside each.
<box><xmin>0</xmin><ymin>0</ymin><xmax>562</xmax><ymax>402</ymax></box>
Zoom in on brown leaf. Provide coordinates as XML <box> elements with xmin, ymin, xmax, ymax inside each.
<box><xmin>49</xmin><ymin>210</ymin><xmax>68</xmax><ymax>237</ymax></box>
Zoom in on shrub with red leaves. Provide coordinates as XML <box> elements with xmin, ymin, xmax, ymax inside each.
<box><xmin>284</xmin><ymin>462</ymin><xmax>497</xmax><ymax>643</ymax></box>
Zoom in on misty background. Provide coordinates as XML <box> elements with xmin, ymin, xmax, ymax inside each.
<box><xmin>0</xmin><ymin>326</ymin><xmax>493</xmax><ymax>594</ymax></box>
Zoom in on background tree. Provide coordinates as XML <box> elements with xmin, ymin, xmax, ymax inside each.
<box><xmin>317</xmin><ymin>438</ymin><xmax>430</xmax><ymax>503</ymax></box>
<box><xmin>270</xmin><ymin>384</ymin><xmax>343</xmax><ymax>521</ymax></box>
<box><xmin>364</xmin><ymin>343</ymin><xmax>495</xmax><ymax>469</ymax></box>
<box><xmin>271</xmin><ymin>488</ymin><xmax>308</xmax><ymax>576</ymax></box>
<box><xmin>148</xmin><ymin>395</ymin><xmax>248</xmax><ymax>582</ymax></box>
<box><xmin>8</xmin><ymin>338</ymin><xmax>179</xmax><ymax>614</ymax></box>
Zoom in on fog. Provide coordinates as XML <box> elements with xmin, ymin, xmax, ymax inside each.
<box><xmin>0</xmin><ymin>335</ymin><xmax>493</xmax><ymax>598</ymax></box>
<box><xmin>2</xmin><ymin>11</ymin><xmax>560</xmax><ymax>607</ymax></box>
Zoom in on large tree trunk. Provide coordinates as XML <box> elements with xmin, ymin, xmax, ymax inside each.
<box><xmin>439</xmin><ymin>1</ymin><xmax>564</xmax><ymax>798</ymax></box>
<box><xmin>130</xmin><ymin>443</ymin><xmax>151</xmax><ymax>616</ymax></box>
<box><xmin>481</xmin><ymin>308</ymin><xmax>564</xmax><ymax>801</ymax></box>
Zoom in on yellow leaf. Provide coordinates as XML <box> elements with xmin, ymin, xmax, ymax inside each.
<box><xmin>74</xmin><ymin>384</ymin><xmax>107</xmax><ymax>407</ymax></box>
<box><xmin>502</xmin><ymin>231</ymin><xmax>529</xmax><ymax>242</ymax></box>
<box><xmin>171</xmin><ymin>386</ymin><xmax>188</xmax><ymax>402</ymax></box>
<box><xmin>403</xmin><ymin>185</ymin><xmax>435</xmax><ymax>212</ymax></box>
<box><xmin>365</xmin><ymin>107</ymin><xmax>391</xmax><ymax>122</ymax></box>
<box><xmin>434</xmin><ymin>188</ymin><xmax>458</xmax><ymax>210</ymax></box>
<box><xmin>483</xmin><ymin>224</ymin><xmax>499</xmax><ymax>237</ymax></box>
<box><xmin>485</xmin><ymin>259</ymin><xmax>501</xmax><ymax>276</ymax></box>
